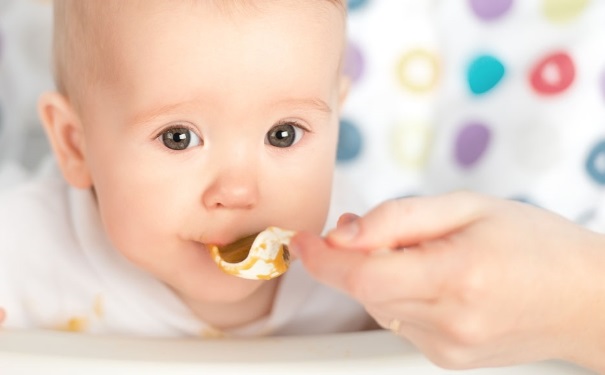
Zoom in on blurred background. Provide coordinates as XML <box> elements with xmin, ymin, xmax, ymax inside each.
<box><xmin>0</xmin><ymin>0</ymin><xmax>604</xmax><ymax>228</ymax></box>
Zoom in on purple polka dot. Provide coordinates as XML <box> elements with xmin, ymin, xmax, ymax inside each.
<box><xmin>344</xmin><ymin>42</ymin><xmax>365</xmax><ymax>84</ymax></box>
<box><xmin>454</xmin><ymin>122</ymin><xmax>491</xmax><ymax>168</ymax></box>
<box><xmin>469</xmin><ymin>0</ymin><xmax>513</xmax><ymax>21</ymax></box>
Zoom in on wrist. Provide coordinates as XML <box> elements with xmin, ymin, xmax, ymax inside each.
<box><xmin>558</xmin><ymin>231</ymin><xmax>605</xmax><ymax>372</ymax></box>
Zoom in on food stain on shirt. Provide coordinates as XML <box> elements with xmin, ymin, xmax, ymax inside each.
<box><xmin>59</xmin><ymin>316</ymin><xmax>88</xmax><ymax>332</ymax></box>
<box><xmin>93</xmin><ymin>294</ymin><xmax>104</xmax><ymax>318</ymax></box>
<box><xmin>199</xmin><ymin>327</ymin><xmax>226</xmax><ymax>339</ymax></box>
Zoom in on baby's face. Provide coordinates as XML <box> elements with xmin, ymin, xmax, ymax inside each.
<box><xmin>74</xmin><ymin>1</ymin><xmax>346</xmax><ymax>304</ymax></box>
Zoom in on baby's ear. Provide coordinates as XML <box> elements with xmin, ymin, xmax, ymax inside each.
<box><xmin>38</xmin><ymin>92</ymin><xmax>93</xmax><ymax>189</ymax></box>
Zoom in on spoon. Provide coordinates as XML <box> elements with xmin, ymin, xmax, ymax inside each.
<box><xmin>209</xmin><ymin>227</ymin><xmax>295</xmax><ymax>280</ymax></box>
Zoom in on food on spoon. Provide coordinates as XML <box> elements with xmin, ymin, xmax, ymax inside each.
<box><xmin>209</xmin><ymin>226</ymin><xmax>295</xmax><ymax>280</ymax></box>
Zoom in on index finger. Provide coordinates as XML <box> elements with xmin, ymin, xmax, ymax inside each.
<box><xmin>292</xmin><ymin>232</ymin><xmax>439</xmax><ymax>301</ymax></box>
<box><xmin>327</xmin><ymin>191</ymin><xmax>484</xmax><ymax>250</ymax></box>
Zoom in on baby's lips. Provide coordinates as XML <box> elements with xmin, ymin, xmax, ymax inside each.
<box><xmin>210</xmin><ymin>226</ymin><xmax>296</xmax><ymax>280</ymax></box>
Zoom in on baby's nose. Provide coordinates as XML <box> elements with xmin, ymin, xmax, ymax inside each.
<box><xmin>202</xmin><ymin>160</ymin><xmax>260</xmax><ymax>210</ymax></box>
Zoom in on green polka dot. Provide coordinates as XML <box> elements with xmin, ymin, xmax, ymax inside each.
<box><xmin>543</xmin><ymin>0</ymin><xmax>590</xmax><ymax>24</ymax></box>
<box><xmin>390</xmin><ymin>121</ymin><xmax>433</xmax><ymax>169</ymax></box>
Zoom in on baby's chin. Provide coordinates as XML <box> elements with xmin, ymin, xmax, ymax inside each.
<box><xmin>169</xmin><ymin>257</ymin><xmax>271</xmax><ymax>304</ymax></box>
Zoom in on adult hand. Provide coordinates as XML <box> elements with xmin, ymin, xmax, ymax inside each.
<box><xmin>0</xmin><ymin>307</ymin><xmax>5</xmax><ymax>325</ymax></box>
<box><xmin>291</xmin><ymin>191</ymin><xmax>605</xmax><ymax>372</ymax></box>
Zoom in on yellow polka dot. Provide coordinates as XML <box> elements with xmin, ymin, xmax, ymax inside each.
<box><xmin>390</xmin><ymin>121</ymin><xmax>433</xmax><ymax>169</ymax></box>
<box><xmin>543</xmin><ymin>0</ymin><xmax>590</xmax><ymax>23</ymax></box>
<box><xmin>396</xmin><ymin>49</ymin><xmax>440</xmax><ymax>94</ymax></box>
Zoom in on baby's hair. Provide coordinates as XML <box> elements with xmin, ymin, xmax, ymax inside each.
<box><xmin>52</xmin><ymin>0</ymin><xmax>122</xmax><ymax>111</ymax></box>
<box><xmin>52</xmin><ymin>0</ymin><xmax>346</xmax><ymax>111</ymax></box>
<box><xmin>211</xmin><ymin>0</ymin><xmax>345</xmax><ymax>13</ymax></box>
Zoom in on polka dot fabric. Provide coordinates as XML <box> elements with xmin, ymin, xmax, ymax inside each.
<box><xmin>339</xmin><ymin>0</ymin><xmax>605</xmax><ymax>230</ymax></box>
<box><xmin>0</xmin><ymin>0</ymin><xmax>53</xmax><ymax>170</ymax></box>
<box><xmin>0</xmin><ymin>0</ymin><xmax>604</xmax><ymax>230</ymax></box>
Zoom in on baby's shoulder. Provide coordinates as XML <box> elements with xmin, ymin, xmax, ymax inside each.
<box><xmin>0</xmin><ymin>170</ymin><xmax>73</xmax><ymax>250</ymax></box>
<box><xmin>0</xmin><ymin>170</ymin><xmax>68</xmax><ymax>211</ymax></box>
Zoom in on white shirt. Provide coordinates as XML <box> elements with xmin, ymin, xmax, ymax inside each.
<box><xmin>0</xmin><ymin>162</ymin><xmax>372</xmax><ymax>337</ymax></box>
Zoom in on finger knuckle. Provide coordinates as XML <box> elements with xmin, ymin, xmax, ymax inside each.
<box><xmin>454</xmin><ymin>266</ymin><xmax>489</xmax><ymax>304</ymax></box>
<box><xmin>448</xmin><ymin>190</ymin><xmax>488</xmax><ymax>216</ymax></box>
<box><xmin>448</xmin><ymin>189</ymin><xmax>480</xmax><ymax>205</ymax></box>
<box><xmin>375</xmin><ymin>197</ymin><xmax>417</xmax><ymax>224</ymax></box>
<box><xmin>445</xmin><ymin>314</ymin><xmax>489</xmax><ymax>347</ymax></box>
<box><xmin>344</xmin><ymin>260</ymin><xmax>373</xmax><ymax>301</ymax></box>
<box><xmin>392</xmin><ymin>196</ymin><xmax>419</xmax><ymax>217</ymax></box>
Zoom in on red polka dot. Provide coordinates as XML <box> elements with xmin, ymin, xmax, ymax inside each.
<box><xmin>529</xmin><ymin>52</ymin><xmax>575</xmax><ymax>95</ymax></box>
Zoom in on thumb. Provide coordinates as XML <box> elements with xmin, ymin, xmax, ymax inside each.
<box><xmin>327</xmin><ymin>191</ymin><xmax>483</xmax><ymax>250</ymax></box>
<box><xmin>289</xmin><ymin>231</ymin><xmax>370</xmax><ymax>295</ymax></box>
<box><xmin>336</xmin><ymin>212</ymin><xmax>360</xmax><ymax>228</ymax></box>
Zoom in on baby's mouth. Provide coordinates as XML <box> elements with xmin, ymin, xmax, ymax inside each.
<box><xmin>213</xmin><ymin>232</ymin><xmax>259</xmax><ymax>263</ymax></box>
<box><xmin>208</xmin><ymin>227</ymin><xmax>295</xmax><ymax>280</ymax></box>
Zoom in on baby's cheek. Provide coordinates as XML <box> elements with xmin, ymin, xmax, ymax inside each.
<box><xmin>99</xmin><ymin>205</ymin><xmax>162</xmax><ymax>265</ymax></box>
<box><xmin>306</xmin><ymin>185</ymin><xmax>334</xmax><ymax>231</ymax></box>
<box><xmin>290</xmin><ymin>177</ymin><xmax>333</xmax><ymax>229</ymax></box>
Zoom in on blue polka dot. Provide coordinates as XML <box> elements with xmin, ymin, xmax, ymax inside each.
<box><xmin>508</xmin><ymin>196</ymin><xmax>539</xmax><ymax>207</ymax></box>
<box><xmin>576</xmin><ymin>209</ymin><xmax>596</xmax><ymax>226</ymax></box>
<box><xmin>585</xmin><ymin>140</ymin><xmax>605</xmax><ymax>185</ymax></box>
<box><xmin>337</xmin><ymin>119</ymin><xmax>363</xmax><ymax>162</ymax></box>
<box><xmin>348</xmin><ymin>0</ymin><xmax>370</xmax><ymax>11</ymax></box>
<box><xmin>391</xmin><ymin>193</ymin><xmax>420</xmax><ymax>201</ymax></box>
<box><xmin>467</xmin><ymin>54</ymin><xmax>506</xmax><ymax>95</ymax></box>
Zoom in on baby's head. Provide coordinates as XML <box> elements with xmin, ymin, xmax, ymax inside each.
<box><xmin>39</xmin><ymin>0</ymin><xmax>347</xmax><ymax>320</ymax></box>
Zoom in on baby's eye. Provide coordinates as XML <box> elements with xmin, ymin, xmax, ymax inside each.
<box><xmin>160</xmin><ymin>127</ymin><xmax>202</xmax><ymax>150</ymax></box>
<box><xmin>266</xmin><ymin>122</ymin><xmax>304</xmax><ymax>148</ymax></box>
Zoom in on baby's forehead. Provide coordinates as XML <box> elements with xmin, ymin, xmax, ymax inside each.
<box><xmin>54</xmin><ymin>0</ymin><xmax>345</xmax><ymax>107</ymax></box>
<box><xmin>60</xmin><ymin>0</ymin><xmax>345</xmax><ymax>57</ymax></box>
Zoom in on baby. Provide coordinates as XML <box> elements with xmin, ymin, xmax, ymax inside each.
<box><xmin>0</xmin><ymin>0</ymin><xmax>373</xmax><ymax>337</ymax></box>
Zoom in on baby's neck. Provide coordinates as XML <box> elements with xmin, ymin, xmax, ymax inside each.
<box><xmin>179</xmin><ymin>278</ymin><xmax>280</xmax><ymax>331</ymax></box>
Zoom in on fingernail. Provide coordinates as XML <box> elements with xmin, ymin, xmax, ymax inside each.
<box><xmin>288</xmin><ymin>236</ymin><xmax>301</xmax><ymax>258</ymax></box>
<box><xmin>329</xmin><ymin>220</ymin><xmax>359</xmax><ymax>243</ymax></box>
<box><xmin>338</xmin><ymin>213</ymin><xmax>359</xmax><ymax>227</ymax></box>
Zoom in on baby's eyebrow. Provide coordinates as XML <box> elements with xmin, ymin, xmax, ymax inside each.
<box><xmin>129</xmin><ymin>102</ymin><xmax>193</xmax><ymax>127</ymax></box>
<box><xmin>129</xmin><ymin>97</ymin><xmax>332</xmax><ymax>126</ymax></box>
<box><xmin>272</xmin><ymin>97</ymin><xmax>333</xmax><ymax>114</ymax></box>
